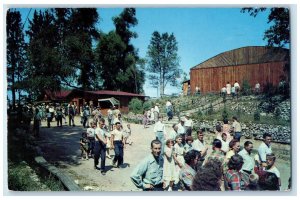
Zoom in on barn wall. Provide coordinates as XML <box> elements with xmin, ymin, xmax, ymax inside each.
<box><xmin>190</xmin><ymin>61</ymin><xmax>287</xmax><ymax>94</ymax></box>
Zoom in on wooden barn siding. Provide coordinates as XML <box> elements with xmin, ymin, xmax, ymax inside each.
<box><xmin>190</xmin><ymin>61</ymin><xmax>286</xmax><ymax>94</ymax></box>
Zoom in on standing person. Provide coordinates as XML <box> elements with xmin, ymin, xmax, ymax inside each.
<box><xmin>221</xmin><ymin>86</ymin><xmax>227</xmax><ymax>98</ymax></box>
<box><xmin>166</xmin><ymin>124</ymin><xmax>178</xmax><ymax>142</ymax></box>
<box><xmin>130</xmin><ymin>140</ymin><xmax>164</xmax><ymax>191</ymax></box>
<box><xmin>153</xmin><ymin>116</ymin><xmax>166</xmax><ymax>155</ymax></box>
<box><xmin>184</xmin><ymin>113</ymin><xmax>193</xmax><ymax>137</ymax></box>
<box><xmin>154</xmin><ymin>103</ymin><xmax>160</xmax><ymax>122</ymax></box>
<box><xmin>234</xmin><ymin>80</ymin><xmax>240</xmax><ymax>98</ymax></box>
<box><xmin>184</xmin><ymin>136</ymin><xmax>194</xmax><ymax>153</ymax></box>
<box><xmin>93</xmin><ymin>106</ymin><xmax>102</xmax><ymax>125</ymax></box>
<box><xmin>112</xmin><ymin>105</ymin><xmax>121</xmax><ymax>125</ymax></box>
<box><xmin>255</xmin><ymin>82</ymin><xmax>260</xmax><ymax>95</ymax></box>
<box><xmin>166</xmin><ymin>100</ymin><xmax>173</xmax><ymax>121</ymax></box>
<box><xmin>33</xmin><ymin>108</ymin><xmax>42</xmax><ymax>137</ymax></box>
<box><xmin>222</xmin><ymin>119</ymin><xmax>232</xmax><ymax>141</ymax></box>
<box><xmin>68</xmin><ymin>104</ymin><xmax>75</xmax><ymax>126</ymax></box>
<box><xmin>232</xmin><ymin>116</ymin><xmax>242</xmax><ymax>141</ymax></box>
<box><xmin>142</xmin><ymin>110</ymin><xmax>149</xmax><ymax>128</ymax></box>
<box><xmin>46</xmin><ymin>109</ymin><xmax>52</xmax><ymax>128</ymax></box>
<box><xmin>149</xmin><ymin>107</ymin><xmax>155</xmax><ymax>124</ymax></box>
<box><xmin>56</xmin><ymin>108</ymin><xmax>63</xmax><ymax>127</ymax></box>
<box><xmin>224</xmin><ymin>154</ymin><xmax>246</xmax><ymax>191</ymax></box>
<box><xmin>231</xmin><ymin>84</ymin><xmax>236</xmax><ymax>98</ymax></box>
<box><xmin>123</xmin><ymin>123</ymin><xmax>133</xmax><ymax>145</ymax></box>
<box><xmin>226</xmin><ymin>139</ymin><xmax>240</xmax><ymax>162</ymax></box>
<box><xmin>163</xmin><ymin>139</ymin><xmax>176</xmax><ymax>191</ymax></box>
<box><xmin>257</xmin><ymin>133</ymin><xmax>272</xmax><ymax>168</ymax></box>
<box><xmin>111</xmin><ymin>122</ymin><xmax>125</xmax><ymax>168</ymax></box>
<box><xmin>179</xmin><ymin>150</ymin><xmax>198</xmax><ymax>191</ymax></box>
<box><xmin>226</xmin><ymin>82</ymin><xmax>231</xmax><ymax>96</ymax></box>
<box><xmin>83</xmin><ymin>105</ymin><xmax>90</xmax><ymax>128</ymax></box>
<box><xmin>238</xmin><ymin>141</ymin><xmax>255</xmax><ymax>175</ymax></box>
<box><xmin>173</xmin><ymin>135</ymin><xmax>185</xmax><ymax>188</ymax></box>
<box><xmin>192</xmin><ymin>130</ymin><xmax>208</xmax><ymax>170</ymax></box>
<box><xmin>177</xmin><ymin>117</ymin><xmax>186</xmax><ymax>144</ymax></box>
<box><xmin>265</xmin><ymin>153</ymin><xmax>281</xmax><ymax>188</ymax></box>
<box><xmin>204</xmin><ymin>139</ymin><xmax>225</xmax><ymax>166</ymax></box>
<box><xmin>107</xmin><ymin>107</ymin><xmax>113</xmax><ymax>131</ymax></box>
<box><xmin>86</xmin><ymin>122</ymin><xmax>96</xmax><ymax>158</ymax></box>
<box><xmin>94</xmin><ymin>118</ymin><xmax>108</xmax><ymax>175</ymax></box>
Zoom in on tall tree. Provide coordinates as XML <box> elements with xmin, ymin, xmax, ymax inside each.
<box><xmin>25</xmin><ymin>9</ymin><xmax>62</xmax><ymax>100</ymax></box>
<box><xmin>241</xmin><ymin>8</ymin><xmax>290</xmax><ymax>47</ymax></box>
<box><xmin>6</xmin><ymin>9</ymin><xmax>27</xmax><ymax>108</ymax></box>
<box><xmin>95</xmin><ymin>8</ymin><xmax>144</xmax><ymax>93</ymax></box>
<box><xmin>146</xmin><ymin>31</ymin><xmax>181</xmax><ymax>96</ymax></box>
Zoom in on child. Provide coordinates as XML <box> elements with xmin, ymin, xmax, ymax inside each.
<box><xmin>163</xmin><ymin>139</ymin><xmax>176</xmax><ymax>191</ymax></box>
<box><xmin>124</xmin><ymin>124</ymin><xmax>133</xmax><ymax>145</ymax></box>
<box><xmin>174</xmin><ymin>135</ymin><xmax>185</xmax><ymax>188</ymax></box>
<box><xmin>86</xmin><ymin>122</ymin><xmax>96</xmax><ymax>157</ymax></box>
<box><xmin>80</xmin><ymin>132</ymin><xmax>90</xmax><ymax>160</ymax></box>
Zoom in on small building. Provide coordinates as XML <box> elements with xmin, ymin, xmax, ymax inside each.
<box><xmin>190</xmin><ymin>46</ymin><xmax>289</xmax><ymax>94</ymax></box>
<box><xmin>44</xmin><ymin>89</ymin><xmax>147</xmax><ymax>115</ymax></box>
<box><xmin>182</xmin><ymin>80</ymin><xmax>190</xmax><ymax>96</ymax></box>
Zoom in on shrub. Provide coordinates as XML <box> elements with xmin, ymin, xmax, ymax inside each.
<box><xmin>254</xmin><ymin>110</ymin><xmax>260</xmax><ymax>121</ymax></box>
<box><xmin>128</xmin><ymin>98</ymin><xmax>143</xmax><ymax>114</ymax></box>
<box><xmin>208</xmin><ymin>103</ymin><xmax>213</xmax><ymax>115</ymax></box>
<box><xmin>222</xmin><ymin>106</ymin><xmax>229</xmax><ymax>121</ymax></box>
<box><xmin>274</xmin><ymin>107</ymin><xmax>281</xmax><ymax>119</ymax></box>
<box><xmin>241</xmin><ymin>79</ymin><xmax>251</xmax><ymax>95</ymax></box>
<box><xmin>142</xmin><ymin>101</ymin><xmax>152</xmax><ymax>111</ymax></box>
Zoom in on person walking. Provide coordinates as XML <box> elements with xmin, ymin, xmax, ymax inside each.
<box><xmin>232</xmin><ymin>116</ymin><xmax>242</xmax><ymax>141</ymax></box>
<box><xmin>153</xmin><ymin>116</ymin><xmax>166</xmax><ymax>155</ymax></box>
<box><xmin>111</xmin><ymin>121</ymin><xmax>125</xmax><ymax>168</ymax></box>
<box><xmin>94</xmin><ymin>118</ymin><xmax>108</xmax><ymax>175</ymax></box>
<box><xmin>130</xmin><ymin>140</ymin><xmax>164</xmax><ymax>191</ymax></box>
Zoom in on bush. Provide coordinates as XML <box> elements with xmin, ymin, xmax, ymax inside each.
<box><xmin>208</xmin><ymin>103</ymin><xmax>213</xmax><ymax>115</ymax></box>
<box><xmin>241</xmin><ymin>79</ymin><xmax>251</xmax><ymax>95</ymax></box>
<box><xmin>254</xmin><ymin>110</ymin><xmax>260</xmax><ymax>121</ymax></box>
<box><xmin>128</xmin><ymin>98</ymin><xmax>143</xmax><ymax>114</ymax></box>
<box><xmin>222</xmin><ymin>106</ymin><xmax>229</xmax><ymax>121</ymax></box>
<box><xmin>143</xmin><ymin>101</ymin><xmax>152</xmax><ymax>111</ymax></box>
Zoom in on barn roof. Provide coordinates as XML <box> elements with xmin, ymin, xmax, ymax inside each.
<box><xmin>87</xmin><ymin>90</ymin><xmax>146</xmax><ymax>97</ymax></box>
<box><xmin>191</xmin><ymin>46</ymin><xmax>289</xmax><ymax>69</ymax></box>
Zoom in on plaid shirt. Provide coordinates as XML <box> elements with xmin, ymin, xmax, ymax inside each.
<box><xmin>225</xmin><ymin>169</ymin><xmax>241</xmax><ymax>191</ymax></box>
<box><xmin>179</xmin><ymin>164</ymin><xmax>196</xmax><ymax>190</ymax></box>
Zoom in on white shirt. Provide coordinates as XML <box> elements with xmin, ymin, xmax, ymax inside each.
<box><xmin>111</xmin><ymin>129</ymin><xmax>124</xmax><ymax>141</ymax></box>
<box><xmin>192</xmin><ymin>139</ymin><xmax>206</xmax><ymax>153</ymax></box>
<box><xmin>266</xmin><ymin>166</ymin><xmax>280</xmax><ymax>178</ymax></box>
<box><xmin>234</xmin><ymin>82</ymin><xmax>240</xmax><ymax>88</ymax></box>
<box><xmin>166</xmin><ymin>129</ymin><xmax>177</xmax><ymax>141</ymax></box>
<box><xmin>154</xmin><ymin>106</ymin><xmax>159</xmax><ymax>113</ymax></box>
<box><xmin>221</xmin><ymin>87</ymin><xmax>226</xmax><ymax>93</ymax></box>
<box><xmin>86</xmin><ymin>127</ymin><xmax>95</xmax><ymax>138</ymax></box>
<box><xmin>258</xmin><ymin>142</ymin><xmax>272</xmax><ymax>162</ymax></box>
<box><xmin>232</xmin><ymin>121</ymin><xmax>242</xmax><ymax>132</ymax></box>
<box><xmin>184</xmin><ymin>119</ymin><xmax>193</xmax><ymax>128</ymax></box>
<box><xmin>255</xmin><ymin>83</ymin><xmax>260</xmax><ymax>89</ymax></box>
<box><xmin>154</xmin><ymin>121</ymin><xmax>166</xmax><ymax>133</ymax></box>
<box><xmin>177</xmin><ymin>123</ymin><xmax>185</xmax><ymax>134</ymax></box>
<box><xmin>166</xmin><ymin>101</ymin><xmax>172</xmax><ymax>107</ymax></box>
<box><xmin>238</xmin><ymin>148</ymin><xmax>255</xmax><ymax>172</ymax></box>
<box><xmin>95</xmin><ymin>127</ymin><xmax>107</xmax><ymax>141</ymax></box>
<box><xmin>217</xmin><ymin>136</ymin><xmax>229</xmax><ymax>153</ymax></box>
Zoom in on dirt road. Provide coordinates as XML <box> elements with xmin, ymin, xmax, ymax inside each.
<box><xmin>37</xmin><ymin>116</ymin><xmax>291</xmax><ymax>191</ymax></box>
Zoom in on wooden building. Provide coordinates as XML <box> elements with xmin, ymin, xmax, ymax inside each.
<box><xmin>44</xmin><ymin>89</ymin><xmax>147</xmax><ymax>114</ymax></box>
<box><xmin>190</xmin><ymin>46</ymin><xmax>289</xmax><ymax>94</ymax></box>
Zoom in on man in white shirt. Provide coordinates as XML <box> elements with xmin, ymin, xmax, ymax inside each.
<box><xmin>94</xmin><ymin>118</ymin><xmax>108</xmax><ymax>174</ymax></box>
<box><xmin>217</xmin><ymin>133</ymin><xmax>229</xmax><ymax>154</ymax></box>
<box><xmin>184</xmin><ymin>113</ymin><xmax>193</xmax><ymax>136</ymax></box>
<box><xmin>265</xmin><ymin>153</ymin><xmax>281</xmax><ymax>188</ymax></box>
<box><xmin>166</xmin><ymin>124</ymin><xmax>178</xmax><ymax>142</ymax></box>
<box><xmin>258</xmin><ymin>133</ymin><xmax>272</xmax><ymax>167</ymax></box>
<box><xmin>232</xmin><ymin>116</ymin><xmax>242</xmax><ymax>141</ymax></box>
<box><xmin>234</xmin><ymin>80</ymin><xmax>240</xmax><ymax>98</ymax></box>
<box><xmin>192</xmin><ymin>130</ymin><xmax>208</xmax><ymax>170</ymax></box>
<box><xmin>238</xmin><ymin>141</ymin><xmax>255</xmax><ymax>175</ymax></box>
<box><xmin>153</xmin><ymin>116</ymin><xmax>166</xmax><ymax>155</ymax></box>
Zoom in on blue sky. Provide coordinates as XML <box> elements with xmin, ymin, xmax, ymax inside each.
<box><xmin>15</xmin><ymin>7</ymin><xmax>272</xmax><ymax>97</ymax></box>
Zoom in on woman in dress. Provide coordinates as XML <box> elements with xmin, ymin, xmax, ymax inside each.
<box><xmin>163</xmin><ymin>139</ymin><xmax>176</xmax><ymax>191</ymax></box>
<box><xmin>174</xmin><ymin>135</ymin><xmax>186</xmax><ymax>187</ymax></box>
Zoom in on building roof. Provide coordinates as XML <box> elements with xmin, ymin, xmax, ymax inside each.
<box><xmin>191</xmin><ymin>46</ymin><xmax>289</xmax><ymax>69</ymax></box>
<box><xmin>87</xmin><ymin>90</ymin><xmax>146</xmax><ymax>97</ymax></box>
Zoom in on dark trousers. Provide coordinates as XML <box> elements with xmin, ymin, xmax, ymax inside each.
<box><xmin>113</xmin><ymin>141</ymin><xmax>124</xmax><ymax>167</ymax></box>
<box><xmin>88</xmin><ymin>137</ymin><xmax>95</xmax><ymax>155</ymax></box>
<box><xmin>57</xmin><ymin>116</ymin><xmax>62</xmax><ymax>127</ymax></box>
<box><xmin>83</xmin><ymin>116</ymin><xmax>88</xmax><ymax>128</ymax></box>
<box><xmin>69</xmin><ymin>115</ymin><xmax>75</xmax><ymax>126</ymax></box>
<box><xmin>47</xmin><ymin>117</ymin><xmax>51</xmax><ymax>128</ymax></box>
<box><xmin>234</xmin><ymin>132</ymin><xmax>242</xmax><ymax>141</ymax></box>
<box><xmin>94</xmin><ymin>141</ymin><xmax>106</xmax><ymax>171</ymax></box>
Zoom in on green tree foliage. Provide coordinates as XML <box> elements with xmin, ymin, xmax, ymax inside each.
<box><xmin>6</xmin><ymin>9</ymin><xmax>27</xmax><ymax>108</ymax></box>
<box><xmin>241</xmin><ymin>8</ymin><xmax>290</xmax><ymax>47</ymax></box>
<box><xmin>241</xmin><ymin>79</ymin><xmax>251</xmax><ymax>95</ymax></box>
<box><xmin>128</xmin><ymin>98</ymin><xmax>143</xmax><ymax>114</ymax></box>
<box><xmin>142</xmin><ymin>101</ymin><xmax>152</xmax><ymax>111</ymax></box>
<box><xmin>146</xmin><ymin>31</ymin><xmax>181</xmax><ymax>96</ymax></box>
<box><xmin>95</xmin><ymin>8</ymin><xmax>144</xmax><ymax>93</ymax></box>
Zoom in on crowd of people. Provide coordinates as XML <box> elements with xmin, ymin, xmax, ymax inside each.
<box><xmin>130</xmin><ymin>112</ymin><xmax>289</xmax><ymax>192</ymax></box>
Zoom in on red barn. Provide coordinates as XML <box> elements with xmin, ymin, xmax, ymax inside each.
<box><xmin>190</xmin><ymin>46</ymin><xmax>289</xmax><ymax>94</ymax></box>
